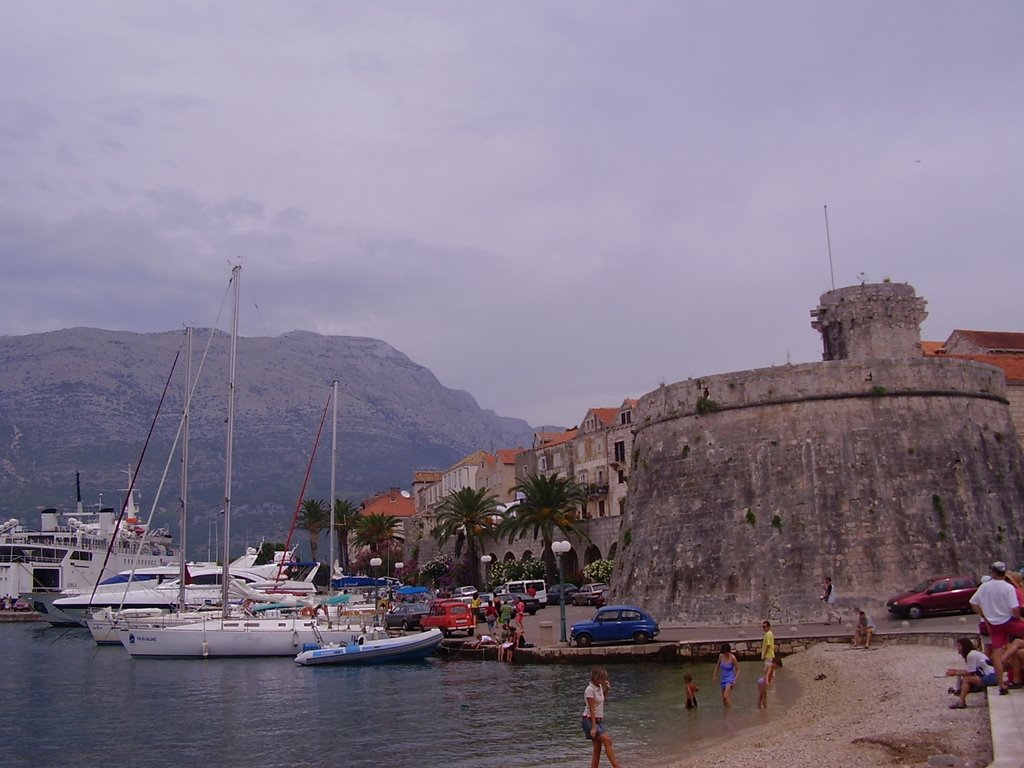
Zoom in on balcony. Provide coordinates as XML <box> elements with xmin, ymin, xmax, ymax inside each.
<box><xmin>586</xmin><ymin>484</ymin><xmax>609</xmax><ymax>498</ymax></box>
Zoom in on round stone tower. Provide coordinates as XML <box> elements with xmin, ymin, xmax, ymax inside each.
<box><xmin>613</xmin><ymin>283</ymin><xmax>1024</xmax><ymax>625</ymax></box>
<box><xmin>810</xmin><ymin>282</ymin><xmax>928</xmax><ymax>361</ymax></box>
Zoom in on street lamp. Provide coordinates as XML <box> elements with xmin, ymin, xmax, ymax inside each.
<box><xmin>551</xmin><ymin>540</ymin><xmax>571</xmax><ymax>643</ymax></box>
<box><xmin>370</xmin><ymin>556</ymin><xmax>383</xmax><ymax>622</ymax></box>
<box><xmin>480</xmin><ymin>554</ymin><xmax>492</xmax><ymax>589</ymax></box>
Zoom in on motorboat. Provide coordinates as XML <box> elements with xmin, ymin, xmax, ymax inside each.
<box><xmin>294</xmin><ymin>628</ymin><xmax>443</xmax><ymax>666</ymax></box>
<box><xmin>51</xmin><ymin>548</ymin><xmax>320</xmax><ymax>626</ymax></box>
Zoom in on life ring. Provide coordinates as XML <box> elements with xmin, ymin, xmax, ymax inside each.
<box><xmin>300</xmin><ymin>606</ymin><xmax>314</xmax><ymax>617</ymax></box>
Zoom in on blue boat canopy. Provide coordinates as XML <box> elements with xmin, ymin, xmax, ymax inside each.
<box><xmin>397</xmin><ymin>586</ymin><xmax>428</xmax><ymax>595</ymax></box>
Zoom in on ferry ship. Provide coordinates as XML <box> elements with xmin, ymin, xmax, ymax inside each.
<box><xmin>1</xmin><ymin>488</ymin><xmax>177</xmax><ymax>626</ymax></box>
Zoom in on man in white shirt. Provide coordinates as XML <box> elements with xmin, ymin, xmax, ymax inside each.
<box><xmin>969</xmin><ymin>561</ymin><xmax>1024</xmax><ymax>694</ymax></box>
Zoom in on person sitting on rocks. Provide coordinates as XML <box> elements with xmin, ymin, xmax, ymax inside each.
<box><xmin>946</xmin><ymin>637</ymin><xmax>997</xmax><ymax>709</ymax></box>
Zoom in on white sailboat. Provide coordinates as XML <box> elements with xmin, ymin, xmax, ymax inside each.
<box><xmin>118</xmin><ymin>266</ymin><xmax>374</xmax><ymax>657</ymax></box>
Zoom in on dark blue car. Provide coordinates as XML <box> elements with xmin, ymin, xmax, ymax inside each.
<box><xmin>570</xmin><ymin>605</ymin><xmax>660</xmax><ymax>647</ymax></box>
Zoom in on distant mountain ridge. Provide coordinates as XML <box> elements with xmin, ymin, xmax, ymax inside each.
<box><xmin>0</xmin><ymin>327</ymin><xmax>535</xmax><ymax>554</ymax></box>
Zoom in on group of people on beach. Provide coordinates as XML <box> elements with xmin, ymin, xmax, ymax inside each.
<box><xmin>704</xmin><ymin>620</ymin><xmax>782</xmax><ymax>710</ymax></box>
<box><xmin>583</xmin><ymin>626</ymin><xmax>784</xmax><ymax>768</ymax></box>
<box><xmin>945</xmin><ymin>560</ymin><xmax>1024</xmax><ymax>707</ymax></box>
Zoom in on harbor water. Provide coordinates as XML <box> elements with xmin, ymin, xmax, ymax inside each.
<box><xmin>1</xmin><ymin>623</ymin><xmax>797</xmax><ymax>768</ymax></box>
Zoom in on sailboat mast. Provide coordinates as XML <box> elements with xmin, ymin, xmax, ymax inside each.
<box><xmin>179</xmin><ymin>326</ymin><xmax>192</xmax><ymax>610</ymax></box>
<box><xmin>221</xmin><ymin>265</ymin><xmax>240</xmax><ymax>615</ymax></box>
<box><xmin>329</xmin><ymin>379</ymin><xmax>338</xmax><ymax>584</ymax></box>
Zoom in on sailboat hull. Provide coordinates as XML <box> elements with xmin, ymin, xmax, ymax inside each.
<box><xmin>117</xmin><ymin>615</ymin><xmax>377</xmax><ymax>658</ymax></box>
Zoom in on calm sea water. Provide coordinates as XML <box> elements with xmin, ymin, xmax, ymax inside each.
<box><xmin>0</xmin><ymin>623</ymin><xmax>797</xmax><ymax>768</ymax></box>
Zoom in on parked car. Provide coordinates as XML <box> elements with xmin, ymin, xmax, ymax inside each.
<box><xmin>497</xmin><ymin>592</ymin><xmax>541</xmax><ymax>616</ymax></box>
<box><xmin>12</xmin><ymin>597</ymin><xmax>32</xmax><ymax>612</ymax></box>
<box><xmin>547</xmin><ymin>583</ymin><xmax>579</xmax><ymax>602</ymax></box>
<box><xmin>383</xmin><ymin>602</ymin><xmax>431</xmax><ymax>631</ymax></box>
<box><xmin>886</xmin><ymin>575</ymin><xmax>980</xmax><ymax>619</ymax></box>
<box><xmin>420</xmin><ymin>600</ymin><xmax>476</xmax><ymax>637</ymax></box>
<box><xmin>571</xmin><ymin>583</ymin><xmax>609</xmax><ymax>607</ymax></box>
<box><xmin>495</xmin><ymin>580</ymin><xmax>548</xmax><ymax>607</ymax></box>
<box><xmin>453</xmin><ymin>585</ymin><xmax>479</xmax><ymax>597</ymax></box>
<box><xmin>571</xmin><ymin>605</ymin><xmax>660</xmax><ymax>647</ymax></box>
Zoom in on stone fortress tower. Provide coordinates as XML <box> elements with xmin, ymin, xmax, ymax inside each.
<box><xmin>614</xmin><ymin>282</ymin><xmax>1024</xmax><ymax>624</ymax></box>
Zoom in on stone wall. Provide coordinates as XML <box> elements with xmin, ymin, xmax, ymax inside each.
<box><xmin>613</xmin><ymin>356</ymin><xmax>1024</xmax><ymax>625</ymax></box>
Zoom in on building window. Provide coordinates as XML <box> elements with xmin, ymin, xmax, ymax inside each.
<box><xmin>553</xmin><ymin>454</ymin><xmax>562</xmax><ymax>468</ymax></box>
<box><xmin>539</xmin><ymin>455</ymin><xmax>548</xmax><ymax>471</ymax></box>
<box><xmin>598</xmin><ymin>500</ymin><xmax>606</xmax><ymax>517</ymax></box>
<box><xmin>620</xmin><ymin>411</ymin><xmax>632</xmax><ymax>425</ymax></box>
<box><xmin>614</xmin><ymin>441</ymin><xmax>626</xmax><ymax>462</ymax></box>
<box><xmin>617</xmin><ymin>469</ymin><xmax>625</xmax><ymax>484</ymax></box>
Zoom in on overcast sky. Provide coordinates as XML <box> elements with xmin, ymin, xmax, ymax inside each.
<box><xmin>1</xmin><ymin>2</ymin><xmax>1021</xmax><ymax>427</ymax></box>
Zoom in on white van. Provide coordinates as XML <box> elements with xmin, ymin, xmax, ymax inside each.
<box><xmin>495</xmin><ymin>579</ymin><xmax>548</xmax><ymax>607</ymax></box>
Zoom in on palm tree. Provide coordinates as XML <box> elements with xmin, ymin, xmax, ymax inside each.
<box><xmin>432</xmin><ymin>487</ymin><xmax>501</xmax><ymax>586</ymax></box>
<box><xmin>352</xmin><ymin>512</ymin><xmax>400</xmax><ymax>556</ymax></box>
<box><xmin>298</xmin><ymin>498</ymin><xmax>329</xmax><ymax>562</ymax></box>
<box><xmin>332</xmin><ymin>498</ymin><xmax>360</xmax><ymax>573</ymax></box>
<box><xmin>499</xmin><ymin>473</ymin><xmax>589</xmax><ymax>581</ymax></box>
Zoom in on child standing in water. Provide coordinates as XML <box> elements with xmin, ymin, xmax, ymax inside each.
<box><xmin>684</xmin><ymin>674</ymin><xmax>699</xmax><ymax>709</ymax></box>
<box><xmin>757</xmin><ymin>658</ymin><xmax>781</xmax><ymax>708</ymax></box>
<box><xmin>713</xmin><ymin>643</ymin><xmax>740</xmax><ymax>707</ymax></box>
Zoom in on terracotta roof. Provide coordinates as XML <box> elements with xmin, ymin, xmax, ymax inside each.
<box><xmin>360</xmin><ymin>488</ymin><xmax>416</xmax><ymax>517</ymax></box>
<box><xmin>496</xmin><ymin>448</ymin><xmax>523</xmax><ymax>465</ymax></box>
<box><xmin>949</xmin><ymin>330</ymin><xmax>1024</xmax><ymax>352</ymax></box>
<box><xmin>412</xmin><ymin>470</ymin><xmax>443</xmax><ymax>483</ymax></box>
<box><xmin>621</xmin><ymin>398</ymin><xmax>638</xmax><ymax>408</ymax></box>
<box><xmin>943</xmin><ymin>354</ymin><xmax>1024</xmax><ymax>383</ymax></box>
<box><xmin>919</xmin><ymin>341</ymin><xmax>945</xmax><ymax>356</ymax></box>
<box><xmin>538</xmin><ymin>429</ymin><xmax>578</xmax><ymax>448</ymax></box>
<box><xmin>589</xmin><ymin>408</ymin><xmax>619</xmax><ymax>428</ymax></box>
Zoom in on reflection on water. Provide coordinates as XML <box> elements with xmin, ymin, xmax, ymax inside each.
<box><xmin>0</xmin><ymin>624</ymin><xmax>797</xmax><ymax>768</ymax></box>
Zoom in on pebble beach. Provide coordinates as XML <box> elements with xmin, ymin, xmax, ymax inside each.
<box><xmin>664</xmin><ymin>642</ymin><xmax>992</xmax><ymax>768</ymax></box>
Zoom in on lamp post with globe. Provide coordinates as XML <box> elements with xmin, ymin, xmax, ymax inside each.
<box><xmin>551</xmin><ymin>540</ymin><xmax>571</xmax><ymax>643</ymax></box>
<box><xmin>480</xmin><ymin>554</ymin><xmax>492</xmax><ymax>590</ymax></box>
<box><xmin>370</xmin><ymin>556</ymin><xmax>383</xmax><ymax>622</ymax></box>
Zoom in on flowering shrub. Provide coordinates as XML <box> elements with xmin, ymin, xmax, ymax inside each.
<box><xmin>486</xmin><ymin>555</ymin><xmax>545</xmax><ymax>589</ymax></box>
<box><xmin>420</xmin><ymin>554</ymin><xmax>454</xmax><ymax>587</ymax></box>
<box><xmin>583</xmin><ymin>559</ymin><xmax>614</xmax><ymax>584</ymax></box>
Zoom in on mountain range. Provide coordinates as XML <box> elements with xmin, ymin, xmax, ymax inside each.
<box><xmin>0</xmin><ymin>327</ymin><xmax>536</xmax><ymax>556</ymax></box>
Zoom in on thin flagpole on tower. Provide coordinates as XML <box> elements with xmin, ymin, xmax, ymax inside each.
<box><xmin>824</xmin><ymin>205</ymin><xmax>835</xmax><ymax>290</ymax></box>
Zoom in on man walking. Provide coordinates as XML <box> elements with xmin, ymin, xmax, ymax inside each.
<box><xmin>821</xmin><ymin>577</ymin><xmax>841</xmax><ymax>625</ymax></box>
<box><xmin>760</xmin><ymin>620</ymin><xmax>776</xmax><ymax>686</ymax></box>
<box><xmin>969</xmin><ymin>561</ymin><xmax>1024</xmax><ymax>695</ymax></box>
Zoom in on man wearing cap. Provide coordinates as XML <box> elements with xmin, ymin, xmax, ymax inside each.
<box><xmin>969</xmin><ymin>561</ymin><xmax>1024</xmax><ymax>695</ymax></box>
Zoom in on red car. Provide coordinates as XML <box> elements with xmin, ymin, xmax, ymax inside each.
<box><xmin>420</xmin><ymin>600</ymin><xmax>476</xmax><ymax>637</ymax></box>
<box><xmin>886</xmin><ymin>575</ymin><xmax>980</xmax><ymax>619</ymax></box>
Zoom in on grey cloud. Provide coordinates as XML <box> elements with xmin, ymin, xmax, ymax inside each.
<box><xmin>0</xmin><ymin>100</ymin><xmax>56</xmax><ymax>141</ymax></box>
